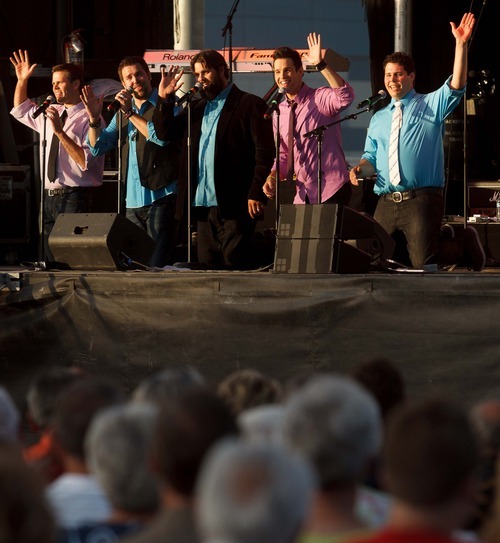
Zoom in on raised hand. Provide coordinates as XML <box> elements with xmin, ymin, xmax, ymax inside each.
<box><xmin>158</xmin><ymin>65</ymin><xmax>185</xmax><ymax>99</ymax></box>
<box><xmin>80</xmin><ymin>85</ymin><xmax>103</xmax><ymax>120</ymax></box>
<box><xmin>9</xmin><ymin>50</ymin><xmax>37</xmax><ymax>81</ymax></box>
<box><xmin>450</xmin><ymin>12</ymin><xmax>475</xmax><ymax>44</ymax></box>
<box><xmin>306</xmin><ymin>32</ymin><xmax>323</xmax><ymax>66</ymax></box>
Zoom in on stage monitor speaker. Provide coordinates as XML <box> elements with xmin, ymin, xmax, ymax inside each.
<box><xmin>273</xmin><ymin>204</ymin><xmax>392</xmax><ymax>274</ymax></box>
<box><xmin>48</xmin><ymin>213</ymin><xmax>155</xmax><ymax>270</ymax></box>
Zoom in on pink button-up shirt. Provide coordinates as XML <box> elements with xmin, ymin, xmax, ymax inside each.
<box><xmin>11</xmin><ymin>99</ymin><xmax>104</xmax><ymax>189</ymax></box>
<box><xmin>273</xmin><ymin>82</ymin><xmax>355</xmax><ymax>204</ymax></box>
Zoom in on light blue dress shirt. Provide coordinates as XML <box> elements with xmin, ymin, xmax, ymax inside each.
<box><xmin>362</xmin><ymin>77</ymin><xmax>465</xmax><ymax>195</ymax></box>
<box><xmin>88</xmin><ymin>88</ymin><xmax>177</xmax><ymax>208</ymax></box>
<box><xmin>194</xmin><ymin>83</ymin><xmax>233</xmax><ymax>207</ymax></box>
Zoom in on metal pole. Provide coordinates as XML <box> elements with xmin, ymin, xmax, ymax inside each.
<box><xmin>394</xmin><ymin>0</ymin><xmax>412</xmax><ymax>53</ymax></box>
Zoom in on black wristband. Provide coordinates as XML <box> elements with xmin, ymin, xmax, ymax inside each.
<box><xmin>316</xmin><ymin>59</ymin><xmax>328</xmax><ymax>71</ymax></box>
<box><xmin>122</xmin><ymin>108</ymin><xmax>135</xmax><ymax>119</ymax></box>
<box><xmin>88</xmin><ymin>118</ymin><xmax>101</xmax><ymax>129</ymax></box>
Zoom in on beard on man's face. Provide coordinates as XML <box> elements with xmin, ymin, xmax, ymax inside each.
<box><xmin>201</xmin><ymin>70</ymin><xmax>227</xmax><ymax>100</ymax></box>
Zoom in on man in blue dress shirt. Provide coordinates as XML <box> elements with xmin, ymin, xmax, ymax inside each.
<box><xmin>350</xmin><ymin>13</ymin><xmax>478</xmax><ymax>270</ymax></box>
<box><xmin>82</xmin><ymin>56</ymin><xmax>179</xmax><ymax>268</ymax></box>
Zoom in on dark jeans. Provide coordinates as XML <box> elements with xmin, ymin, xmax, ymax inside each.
<box><xmin>196</xmin><ymin>206</ymin><xmax>256</xmax><ymax>270</ymax></box>
<box><xmin>44</xmin><ymin>189</ymin><xmax>91</xmax><ymax>262</ymax></box>
<box><xmin>374</xmin><ymin>192</ymin><xmax>444</xmax><ymax>268</ymax></box>
<box><xmin>126</xmin><ymin>194</ymin><xmax>178</xmax><ymax>267</ymax></box>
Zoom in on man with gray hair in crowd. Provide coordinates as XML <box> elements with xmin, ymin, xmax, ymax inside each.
<box><xmin>196</xmin><ymin>440</ymin><xmax>315</xmax><ymax>543</ymax></box>
<box><xmin>57</xmin><ymin>402</ymin><xmax>160</xmax><ymax>542</ymax></box>
<box><xmin>282</xmin><ymin>374</ymin><xmax>387</xmax><ymax>539</ymax></box>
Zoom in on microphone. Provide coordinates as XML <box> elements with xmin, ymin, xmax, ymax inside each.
<box><xmin>32</xmin><ymin>95</ymin><xmax>55</xmax><ymax>119</ymax></box>
<box><xmin>264</xmin><ymin>88</ymin><xmax>286</xmax><ymax>120</ymax></box>
<box><xmin>356</xmin><ymin>90</ymin><xmax>387</xmax><ymax>109</ymax></box>
<box><xmin>176</xmin><ymin>82</ymin><xmax>202</xmax><ymax>106</ymax></box>
<box><xmin>107</xmin><ymin>87</ymin><xmax>134</xmax><ymax>113</ymax></box>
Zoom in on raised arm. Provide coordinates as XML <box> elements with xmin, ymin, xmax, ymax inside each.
<box><xmin>307</xmin><ymin>32</ymin><xmax>345</xmax><ymax>89</ymax></box>
<box><xmin>449</xmin><ymin>12</ymin><xmax>475</xmax><ymax>90</ymax></box>
<box><xmin>80</xmin><ymin>85</ymin><xmax>104</xmax><ymax>147</ymax></box>
<box><xmin>9</xmin><ymin>50</ymin><xmax>37</xmax><ymax>107</ymax></box>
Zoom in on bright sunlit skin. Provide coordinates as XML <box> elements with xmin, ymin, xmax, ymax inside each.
<box><xmin>120</xmin><ymin>64</ymin><xmax>152</xmax><ymax>102</ymax></box>
<box><xmin>273</xmin><ymin>58</ymin><xmax>303</xmax><ymax>99</ymax></box>
<box><xmin>384</xmin><ymin>63</ymin><xmax>415</xmax><ymax>101</ymax></box>
<box><xmin>52</xmin><ymin>71</ymin><xmax>80</xmax><ymax>106</ymax></box>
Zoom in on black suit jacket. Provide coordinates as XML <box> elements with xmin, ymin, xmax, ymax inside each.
<box><xmin>153</xmin><ymin>85</ymin><xmax>275</xmax><ymax>221</ymax></box>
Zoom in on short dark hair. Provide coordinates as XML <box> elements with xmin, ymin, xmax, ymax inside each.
<box><xmin>118</xmin><ymin>56</ymin><xmax>151</xmax><ymax>81</ymax></box>
<box><xmin>272</xmin><ymin>47</ymin><xmax>302</xmax><ymax>71</ymax></box>
<box><xmin>384</xmin><ymin>397</ymin><xmax>479</xmax><ymax>506</ymax></box>
<box><xmin>153</xmin><ymin>387</ymin><xmax>238</xmax><ymax>496</ymax></box>
<box><xmin>52</xmin><ymin>377</ymin><xmax>125</xmax><ymax>461</ymax></box>
<box><xmin>52</xmin><ymin>63</ymin><xmax>84</xmax><ymax>88</ymax></box>
<box><xmin>190</xmin><ymin>49</ymin><xmax>229</xmax><ymax>79</ymax></box>
<box><xmin>383</xmin><ymin>52</ymin><xmax>415</xmax><ymax>75</ymax></box>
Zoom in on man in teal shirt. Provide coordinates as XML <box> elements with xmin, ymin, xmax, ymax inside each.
<box><xmin>82</xmin><ymin>56</ymin><xmax>179</xmax><ymax>267</ymax></box>
<box><xmin>350</xmin><ymin>13</ymin><xmax>479</xmax><ymax>270</ymax></box>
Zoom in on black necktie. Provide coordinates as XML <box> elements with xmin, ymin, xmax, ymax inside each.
<box><xmin>286</xmin><ymin>100</ymin><xmax>297</xmax><ymax>182</ymax></box>
<box><xmin>47</xmin><ymin>109</ymin><xmax>68</xmax><ymax>183</ymax></box>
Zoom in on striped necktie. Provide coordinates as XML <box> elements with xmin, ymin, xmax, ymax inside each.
<box><xmin>388</xmin><ymin>101</ymin><xmax>403</xmax><ymax>186</ymax></box>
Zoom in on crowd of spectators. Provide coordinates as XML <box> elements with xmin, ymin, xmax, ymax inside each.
<box><xmin>0</xmin><ymin>360</ymin><xmax>497</xmax><ymax>543</ymax></box>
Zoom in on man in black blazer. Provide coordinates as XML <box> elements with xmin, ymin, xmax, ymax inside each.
<box><xmin>153</xmin><ymin>50</ymin><xmax>275</xmax><ymax>270</ymax></box>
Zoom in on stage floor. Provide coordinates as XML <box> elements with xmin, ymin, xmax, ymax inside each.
<box><xmin>2</xmin><ymin>265</ymin><xmax>500</xmax><ymax>412</ymax></box>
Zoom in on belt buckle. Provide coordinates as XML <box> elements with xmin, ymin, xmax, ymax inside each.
<box><xmin>392</xmin><ymin>192</ymin><xmax>403</xmax><ymax>203</ymax></box>
<box><xmin>47</xmin><ymin>189</ymin><xmax>56</xmax><ymax>197</ymax></box>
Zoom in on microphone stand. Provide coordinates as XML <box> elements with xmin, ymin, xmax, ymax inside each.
<box><xmin>117</xmin><ymin>111</ymin><xmax>124</xmax><ymax>213</ymax></box>
<box><xmin>221</xmin><ymin>0</ymin><xmax>240</xmax><ymax>82</ymax></box>
<box><xmin>185</xmin><ymin>96</ymin><xmax>195</xmax><ymax>263</ymax></box>
<box><xmin>39</xmin><ymin>114</ymin><xmax>48</xmax><ymax>261</ymax></box>
<box><xmin>304</xmin><ymin>107</ymin><xmax>375</xmax><ymax>204</ymax></box>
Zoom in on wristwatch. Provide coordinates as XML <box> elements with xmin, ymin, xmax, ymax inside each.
<box><xmin>316</xmin><ymin>59</ymin><xmax>328</xmax><ymax>71</ymax></box>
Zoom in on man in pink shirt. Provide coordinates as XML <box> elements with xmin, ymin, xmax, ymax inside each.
<box><xmin>10</xmin><ymin>50</ymin><xmax>104</xmax><ymax>262</ymax></box>
<box><xmin>263</xmin><ymin>33</ymin><xmax>355</xmax><ymax>205</ymax></box>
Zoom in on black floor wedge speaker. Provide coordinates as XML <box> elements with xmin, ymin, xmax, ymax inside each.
<box><xmin>273</xmin><ymin>204</ymin><xmax>394</xmax><ymax>274</ymax></box>
<box><xmin>48</xmin><ymin>213</ymin><xmax>155</xmax><ymax>270</ymax></box>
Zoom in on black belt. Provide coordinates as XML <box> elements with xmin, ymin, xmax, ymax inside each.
<box><xmin>379</xmin><ymin>187</ymin><xmax>443</xmax><ymax>203</ymax></box>
<box><xmin>45</xmin><ymin>187</ymin><xmax>90</xmax><ymax>197</ymax></box>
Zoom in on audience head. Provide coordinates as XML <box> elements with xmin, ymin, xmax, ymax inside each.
<box><xmin>85</xmin><ymin>402</ymin><xmax>159</xmax><ymax>515</ymax></box>
<box><xmin>52</xmin><ymin>376</ymin><xmax>126</xmax><ymax>463</ymax></box>
<box><xmin>132</xmin><ymin>366</ymin><xmax>205</xmax><ymax>405</ymax></box>
<box><xmin>238</xmin><ymin>404</ymin><xmax>285</xmax><ymax>445</ymax></box>
<box><xmin>26</xmin><ymin>366</ymin><xmax>83</xmax><ymax>431</ymax></box>
<box><xmin>383</xmin><ymin>396</ymin><xmax>479</xmax><ymax>509</ymax></box>
<box><xmin>0</xmin><ymin>444</ymin><xmax>55</xmax><ymax>543</ymax></box>
<box><xmin>282</xmin><ymin>374</ymin><xmax>382</xmax><ymax>490</ymax></box>
<box><xmin>196</xmin><ymin>440</ymin><xmax>315</xmax><ymax>543</ymax></box>
<box><xmin>217</xmin><ymin>369</ymin><xmax>283</xmax><ymax>418</ymax></box>
<box><xmin>471</xmin><ymin>400</ymin><xmax>500</xmax><ymax>446</ymax></box>
<box><xmin>0</xmin><ymin>386</ymin><xmax>21</xmax><ymax>445</ymax></box>
<box><xmin>350</xmin><ymin>357</ymin><xmax>405</xmax><ymax>422</ymax></box>
<box><xmin>152</xmin><ymin>387</ymin><xmax>239</xmax><ymax>498</ymax></box>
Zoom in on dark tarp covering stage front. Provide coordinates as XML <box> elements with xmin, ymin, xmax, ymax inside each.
<box><xmin>2</xmin><ymin>269</ymin><xmax>500</xmax><ymax>411</ymax></box>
